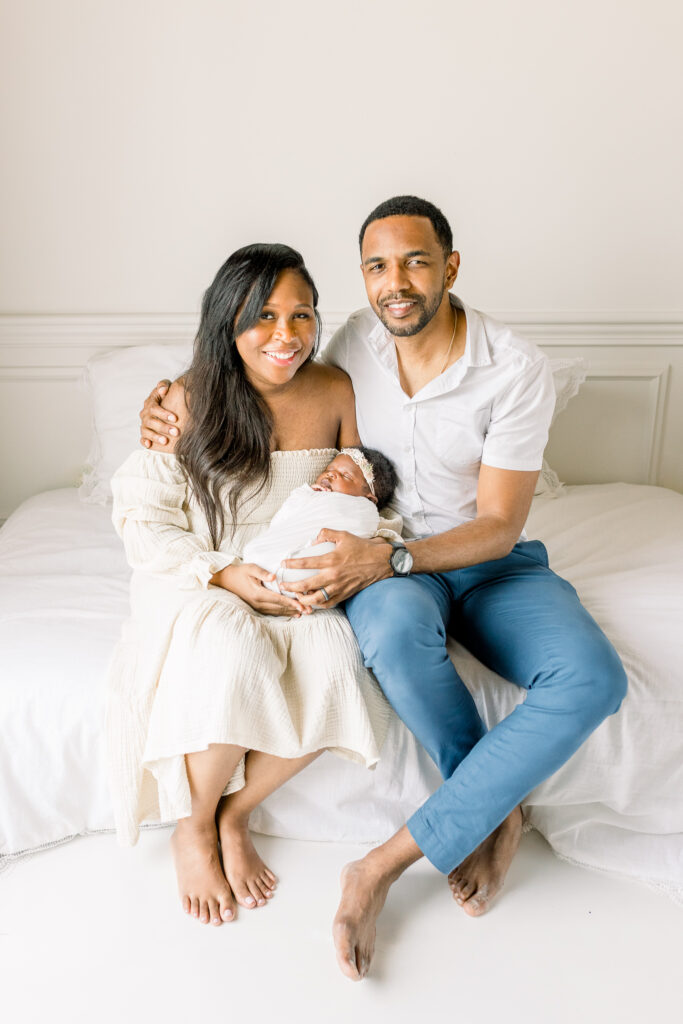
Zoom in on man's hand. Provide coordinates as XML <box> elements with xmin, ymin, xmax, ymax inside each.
<box><xmin>283</xmin><ymin>531</ymin><xmax>393</xmax><ymax>608</ymax></box>
<box><xmin>211</xmin><ymin>563</ymin><xmax>311</xmax><ymax>617</ymax></box>
<box><xmin>140</xmin><ymin>379</ymin><xmax>180</xmax><ymax>449</ymax></box>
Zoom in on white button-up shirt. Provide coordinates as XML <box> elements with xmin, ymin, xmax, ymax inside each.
<box><xmin>321</xmin><ymin>295</ymin><xmax>555</xmax><ymax>540</ymax></box>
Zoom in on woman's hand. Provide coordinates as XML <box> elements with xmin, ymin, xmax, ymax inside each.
<box><xmin>211</xmin><ymin>563</ymin><xmax>311</xmax><ymax>617</ymax></box>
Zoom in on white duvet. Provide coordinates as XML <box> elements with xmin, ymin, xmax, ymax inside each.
<box><xmin>0</xmin><ymin>484</ymin><xmax>681</xmax><ymax>902</ymax></box>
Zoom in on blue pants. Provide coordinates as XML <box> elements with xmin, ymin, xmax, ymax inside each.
<box><xmin>345</xmin><ymin>541</ymin><xmax>627</xmax><ymax>874</ymax></box>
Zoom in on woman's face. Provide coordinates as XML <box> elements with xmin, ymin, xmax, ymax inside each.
<box><xmin>235</xmin><ymin>269</ymin><xmax>317</xmax><ymax>389</ymax></box>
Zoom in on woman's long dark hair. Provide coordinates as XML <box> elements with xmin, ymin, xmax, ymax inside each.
<box><xmin>176</xmin><ymin>243</ymin><xmax>322</xmax><ymax>548</ymax></box>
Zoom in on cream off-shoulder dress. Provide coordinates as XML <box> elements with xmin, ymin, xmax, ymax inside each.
<box><xmin>106</xmin><ymin>448</ymin><xmax>401</xmax><ymax>846</ymax></box>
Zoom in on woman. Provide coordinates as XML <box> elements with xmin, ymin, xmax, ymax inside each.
<box><xmin>107</xmin><ymin>244</ymin><xmax>399</xmax><ymax>929</ymax></box>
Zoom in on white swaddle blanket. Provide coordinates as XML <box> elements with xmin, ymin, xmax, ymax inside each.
<box><xmin>242</xmin><ymin>485</ymin><xmax>380</xmax><ymax>595</ymax></box>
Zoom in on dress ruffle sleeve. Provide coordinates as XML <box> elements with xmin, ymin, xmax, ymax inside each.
<box><xmin>111</xmin><ymin>450</ymin><xmax>239</xmax><ymax>589</ymax></box>
<box><xmin>375</xmin><ymin>505</ymin><xmax>403</xmax><ymax>544</ymax></box>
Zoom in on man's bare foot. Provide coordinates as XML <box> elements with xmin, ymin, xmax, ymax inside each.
<box><xmin>217</xmin><ymin>810</ymin><xmax>277</xmax><ymax>910</ymax></box>
<box><xmin>170</xmin><ymin>817</ymin><xmax>236</xmax><ymax>925</ymax></box>
<box><xmin>332</xmin><ymin>855</ymin><xmax>394</xmax><ymax>982</ymax></box>
<box><xmin>448</xmin><ymin>805</ymin><xmax>523</xmax><ymax>917</ymax></box>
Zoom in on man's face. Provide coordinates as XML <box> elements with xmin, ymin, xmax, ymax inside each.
<box><xmin>360</xmin><ymin>215</ymin><xmax>459</xmax><ymax>337</ymax></box>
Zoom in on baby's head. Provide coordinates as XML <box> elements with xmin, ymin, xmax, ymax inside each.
<box><xmin>312</xmin><ymin>447</ymin><xmax>398</xmax><ymax>509</ymax></box>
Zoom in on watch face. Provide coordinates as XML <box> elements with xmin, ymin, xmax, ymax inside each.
<box><xmin>392</xmin><ymin>547</ymin><xmax>413</xmax><ymax>574</ymax></box>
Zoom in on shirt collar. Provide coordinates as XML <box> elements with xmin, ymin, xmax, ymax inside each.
<box><xmin>366</xmin><ymin>293</ymin><xmax>492</xmax><ymax>393</ymax></box>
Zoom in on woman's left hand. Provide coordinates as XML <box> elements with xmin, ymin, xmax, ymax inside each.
<box><xmin>211</xmin><ymin>563</ymin><xmax>312</xmax><ymax>616</ymax></box>
<box><xmin>283</xmin><ymin>531</ymin><xmax>392</xmax><ymax>609</ymax></box>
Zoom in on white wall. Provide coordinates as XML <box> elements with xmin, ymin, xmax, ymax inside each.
<box><xmin>1</xmin><ymin>0</ymin><xmax>682</xmax><ymax>317</ymax></box>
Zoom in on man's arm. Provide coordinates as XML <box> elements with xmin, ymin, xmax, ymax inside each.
<box><xmin>285</xmin><ymin>464</ymin><xmax>539</xmax><ymax>607</ymax></box>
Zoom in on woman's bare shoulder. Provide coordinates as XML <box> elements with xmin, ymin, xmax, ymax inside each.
<box><xmin>306</xmin><ymin>360</ymin><xmax>354</xmax><ymax>394</ymax></box>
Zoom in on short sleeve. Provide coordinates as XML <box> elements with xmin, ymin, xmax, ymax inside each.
<box><xmin>318</xmin><ymin>322</ymin><xmax>350</xmax><ymax>371</ymax></box>
<box><xmin>481</xmin><ymin>355</ymin><xmax>556</xmax><ymax>471</ymax></box>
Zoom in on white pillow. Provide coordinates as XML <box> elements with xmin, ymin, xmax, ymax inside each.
<box><xmin>78</xmin><ymin>345</ymin><xmax>586</xmax><ymax>504</ymax></box>
<box><xmin>79</xmin><ymin>343</ymin><xmax>193</xmax><ymax>503</ymax></box>
<box><xmin>534</xmin><ymin>357</ymin><xmax>587</xmax><ymax>496</ymax></box>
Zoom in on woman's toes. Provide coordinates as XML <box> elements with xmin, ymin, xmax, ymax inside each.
<box><xmin>220</xmin><ymin>900</ymin><xmax>235</xmax><ymax>923</ymax></box>
<box><xmin>199</xmin><ymin>900</ymin><xmax>211</xmax><ymax>924</ymax></box>
<box><xmin>182</xmin><ymin>895</ymin><xmax>191</xmax><ymax>914</ymax></box>
<box><xmin>264</xmin><ymin>869</ymin><xmax>278</xmax><ymax>887</ymax></box>
<box><xmin>232</xmin><ymin>881</ymin><xmax>257</xmax><ymax>908</ymax></box>
<box><xmin>208</xmin><ymin>897</ymin><xmax>222</xmax><ymax>926</ymax></box>
<box><xmin>190</xmin><ymin>896</ymin><xmax>200</xmax><ymax>919</ymax></box>
<box><xmin>247</xmin><ymin>879</ymin><xmax>267</xmax><ymax>907</ymax></box>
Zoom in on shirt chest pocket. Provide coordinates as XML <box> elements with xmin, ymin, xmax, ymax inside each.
<box><xmin>429</xmin><ymin>405</ymin><xmax>490</xmax><ymax>473</ymax></box>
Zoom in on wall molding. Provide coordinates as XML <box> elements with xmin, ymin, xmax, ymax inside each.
<box><xmin>1</xmin><ymin>312</ymin><xmax>683</xmax><ymax>348</ymax></box>
<box><xmin>582</xmin><ymin>363</ymin><xmax>671</xmax><ymax>486</ymax></box>
<box><xmin>1</xmin><ymin>313</ymin><xmax>682</xmax><ymax>516</ymax></box>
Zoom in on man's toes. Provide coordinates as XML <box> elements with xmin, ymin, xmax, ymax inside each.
<box><xmin>333</xmin><ymin>922</ymin><xmax>362</xmax><ymax>982</ymax></box>
<box><xmin>452</xmin><ymin>878</ymin><xmax>476</xmax><ymax>904</ymax></box>
<box><xmin>463</xmin><ymin>884</ymin><xmax>493</xmax><ymax>917</ymax></box>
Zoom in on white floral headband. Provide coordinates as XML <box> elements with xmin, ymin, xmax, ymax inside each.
<box><xmin>340</xmin><ymin>447</ymin><xmax>376</xmax><ymax>496</ymax></box>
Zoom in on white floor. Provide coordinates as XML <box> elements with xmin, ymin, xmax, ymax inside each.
<box><xmin>1</xmin><ymin>828</ymin><xmax>680</xmax><ymax>1024</ymax></box>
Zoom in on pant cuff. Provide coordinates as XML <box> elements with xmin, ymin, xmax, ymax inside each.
<box><xmin>407</xmin><ymin>804</ymin><xmax>454</xmax><ymax>875</ymax></box>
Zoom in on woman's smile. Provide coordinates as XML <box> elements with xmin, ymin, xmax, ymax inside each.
<box><xmin>263</xmin><ymin>347</ymin><xmax>301</xmax><ymax>366</ymax></box>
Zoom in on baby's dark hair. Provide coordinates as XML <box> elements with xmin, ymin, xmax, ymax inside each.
<box><xmin>354</xmin><ymin>446</ymin><xmax>398</xmax><ymax>509</ymax></box>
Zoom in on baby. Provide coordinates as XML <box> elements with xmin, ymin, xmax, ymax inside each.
<box><xmin>242</xmin><ymin>447</ymin><xmax>400</xmax><ymax>597</ymax></box>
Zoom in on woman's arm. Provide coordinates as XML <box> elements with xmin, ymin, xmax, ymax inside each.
<box><xmin>113</xmin><ymin>440</ymin><xmax>308</xmax><ymax>615</ymax></box>
<box><xmin>112</xmin><ymin>448</ymin><xmax>238</xmax><ymax>588</ymax></box>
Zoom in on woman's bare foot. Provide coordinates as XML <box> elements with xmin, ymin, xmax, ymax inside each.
<box><xmin>448</xmin><ymin>805</ymin><xmax>523</xmax><ymax>917</ymax></box>
<box><xmin>170</xmin><ymin>817</ymin><xmax>236</xmax><ymax>925</ymax></box>
<box><xmin>217</xmin><ymin>810</ymin><xmax>277</xmax><ymax>910</ymax></box>
<box><xmin>332</xmin><ymin>855</ymin><xmax>394</xmax><ymax>981</ymax></box>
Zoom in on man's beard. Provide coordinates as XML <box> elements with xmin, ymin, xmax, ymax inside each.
<box><xmin>376</xmin><ymin>290</ymin><xmax>443</xmax><ymax>337</ymax></box>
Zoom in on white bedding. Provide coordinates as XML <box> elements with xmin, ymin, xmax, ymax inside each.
<box><xmin>1</xmin><ymin>484</ymin><xmax>681</xmax><ymax>901</ymax></box>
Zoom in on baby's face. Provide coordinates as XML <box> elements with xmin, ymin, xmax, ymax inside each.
<box><xmin>312</xmin><ymin>454</ymin><xmax>376</xmax><ymax>502</ymax></box>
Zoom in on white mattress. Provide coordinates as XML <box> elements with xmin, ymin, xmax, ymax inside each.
<box><xmin>1</xmin><ymin>485</ymin><xmax>681</xmax><ymax>901</ymax></box>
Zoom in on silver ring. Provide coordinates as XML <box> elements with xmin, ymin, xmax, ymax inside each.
<box><xmin>320</xmin><ymin>586</ymin><xmax>331</xmax><ymax>602</ymax></box>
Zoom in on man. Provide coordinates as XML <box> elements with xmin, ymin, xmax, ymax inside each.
<box><xmin>140</xmin><ymin>196</ymin><xmax>627</xmax><ymax>981</ymax></box>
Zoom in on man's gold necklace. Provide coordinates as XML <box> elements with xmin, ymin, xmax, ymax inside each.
<box><xmin>439</xmin><ymin>309</ymin><xmax>458</xmax><ymax>374</ymax></box>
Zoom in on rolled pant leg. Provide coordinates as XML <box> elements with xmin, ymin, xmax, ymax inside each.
<box><xmin>345</xmin><ymin>574</ymin><xmax>486</xmax><ymax>779</ymax></box>
<box><xmin>408</xmin><ymin>543</ymin><xmax>628</xmax><ymax>873</ymax></box>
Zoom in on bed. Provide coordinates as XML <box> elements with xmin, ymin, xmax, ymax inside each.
<box><xmin>1</xmin><ymin>338</ymin><xmax>681</xmax><ymax>905</ymax></box>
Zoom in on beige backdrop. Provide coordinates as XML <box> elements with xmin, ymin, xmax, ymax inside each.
<box><xmin>1</xmin><ymin>0</ymin><xmax>682</xmax><ymax>317</ymax></box>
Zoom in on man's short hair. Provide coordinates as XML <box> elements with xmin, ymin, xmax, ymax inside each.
<box><xmin>359</xmin><ymin>195</ymin><xmax>453</xmax><ymax>258</ymax></box>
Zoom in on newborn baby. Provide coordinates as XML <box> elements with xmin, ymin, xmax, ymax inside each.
<box><xmin>242</xmin><ymin>447</ymin><xmax>400</xmax><ymax>597</ymax></box>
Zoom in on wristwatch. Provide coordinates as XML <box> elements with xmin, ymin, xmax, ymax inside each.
<box><xmin>389</xmin><ymin>540</ymin><xmax>413</xmax><ymax>577</ymax></box>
